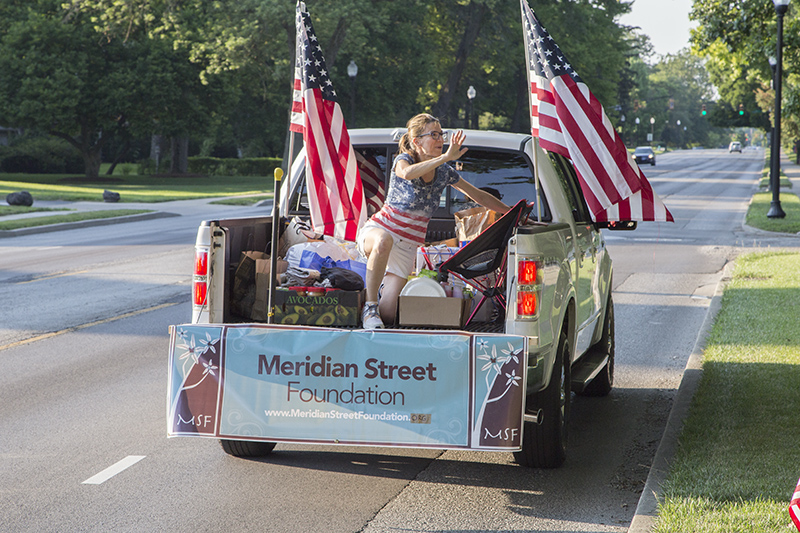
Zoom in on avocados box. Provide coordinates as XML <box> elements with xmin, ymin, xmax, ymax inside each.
<box><xmin>272</xmin><ymin>288</ymin><xmax>364</xmax><ymax>326</ymax></box>
<box><xmin>398</xmin><ymin>296</ymin><xmax>470</xmax><ymax>328</ymax></box>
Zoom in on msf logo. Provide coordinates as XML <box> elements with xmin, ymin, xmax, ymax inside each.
<box><xmin>484</xmin><ymin>427</ymin><xmax>519</xmax><ymax>441</ymax></box>
<box><xmin>178</xmin><ymin>414</ymin><xmax>213</xmax><ymax>429</ymax></box>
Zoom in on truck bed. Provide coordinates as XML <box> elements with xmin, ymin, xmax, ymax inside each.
<box><xmin>210</xmin><ymin>216</ymin><xmax>503</xmax><ymax>332</ymax></box>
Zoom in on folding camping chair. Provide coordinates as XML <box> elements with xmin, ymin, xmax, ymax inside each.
<box><xmin>439</xmin><ymin>199</ymin><xmax>529</xmax><ymax>327</ymax></box>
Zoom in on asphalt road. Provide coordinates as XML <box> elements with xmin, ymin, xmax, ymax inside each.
<box><xmin>2</xmin><ymin>148</ymin><xmax>798</xmax><ymax>532</ymax></box>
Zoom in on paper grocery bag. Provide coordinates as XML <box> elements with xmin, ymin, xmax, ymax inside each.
<box><xmin>455</xmin><ymin>207</ymin><xmax>497</xmax><ymax>246</ymax></box>
<box><xmin>250</xmin><ymin>257</ymin><xmax>272</xmax><ymax>320</ymax></box>
<box><xmin>252</xmin><ymin>257</ymin><xmax>289</xmax><ymax>320</ymax></box>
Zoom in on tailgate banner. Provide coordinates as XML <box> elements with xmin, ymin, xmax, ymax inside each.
<box><xmin>167</xmin><ymin>325</ymin><xmax>527</xmax><ymax>450</ymax></box>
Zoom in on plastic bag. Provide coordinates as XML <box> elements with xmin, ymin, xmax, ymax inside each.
<box><xmin>299</xmin><ymin>251</ymin><xmax>366</xmax><ymax>284</ymax></box>
<box><xmin>285</xmin><ymin>241</ymin><xmax>352</xmax><ymax>268</ymax></box>
<box><xmin>278</xmin><ymin>217</ymin><xmax>320</xmax><ymax>257</ymax></box>
<box><xmin>320</xmin><ymin>267</ymin><xmax>365</xmax><ymax>291</ymax></box>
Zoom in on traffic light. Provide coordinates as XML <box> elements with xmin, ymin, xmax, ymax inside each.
<box><xmin>634</xmin><ymin>99</ymin><xmax>639</xmax><ymax>112</ymax></box>
<box><xmin>738</xmin><ymin>104</ymin><xmax>744</xmax><ymax>115</ymax></box>
<box><xmin>701</xmin><ymin>104</ymin><xmax>707</xmax><ymax>116</ymax></box>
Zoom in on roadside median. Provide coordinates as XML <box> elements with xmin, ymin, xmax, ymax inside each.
<box><xmin>649</xmin><ymin>251</ymin><xmax>800</xmax><ymax>532</ymax></box>
<box><xmin>1</xmin><ymin>172</ymin><xmax>274</xmax><ymax>237</ymax></box>
<box><xmin>631</xmin><ymin>150</ymin><xmax>800</xmax><ymax>532</ymax></box>
<box><xmin>0</xmin><ymin>209</ymin><xmax>176</xmax><ymax>238</ymax></box>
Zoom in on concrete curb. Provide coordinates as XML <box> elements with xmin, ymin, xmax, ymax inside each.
<box><xmin>627</xmin><ymin>261</ymin><xmax>734</xmax><ymax>532</ymax></box>
<box><xmin>0</xmin><ymin>210</ymin><xmax>179</xmax><ymax>239</ymax></box>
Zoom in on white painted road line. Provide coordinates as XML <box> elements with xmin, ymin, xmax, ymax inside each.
<box><xmin>82</xmin><ymin>455</ymin><xmax>146</xmax><ymax>485</ymax></box>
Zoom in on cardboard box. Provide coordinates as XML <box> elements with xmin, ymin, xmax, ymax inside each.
<box><xmin>398</xmin><ymin>296</ymin><xmax>470</xmax><ymax>328</ymax></box>
<box><xmin>271</xmin><ymin>288</ymin><xmax>364</xmax><ymax>326</ymax></box>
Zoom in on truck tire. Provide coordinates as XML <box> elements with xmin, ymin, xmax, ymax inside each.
<box><xmin>514</xmin><ymin>330</ymin><xmax>571</xmax><ymax>468</ymax></box>
<box><xmin>220</xmin><ymin>439</ymin><xmax>276</xmax><ymax>457</ymax></box>
<box><xmin>581</xmin><ymin>296</ymin><xmax>614</xmax><ymax>397</ymax></box>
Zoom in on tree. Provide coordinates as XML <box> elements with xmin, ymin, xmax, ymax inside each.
<box><xmin>1</xmin><ymin>0</ymin><xmax>648</xmax><ymax>171</ymax></box>
<box><xmin>649</xmin><ymin>50</ymin><xmax>718</xmax><ymax>147</ymax></box>
<box><xmin>690</xmin><ymin>0</ymin><xmax>799</xmax><ymax>145</ymax></box>
<box><xmin>0</xmin><ymin>0</ymin><xmax>231</xmax><ymax>178</ymax></box>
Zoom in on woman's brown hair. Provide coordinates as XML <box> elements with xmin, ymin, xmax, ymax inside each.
<box><xmin>398</xmin><ymin>113</ymin><xmax>440</xmax><ymax>162</ymax></box>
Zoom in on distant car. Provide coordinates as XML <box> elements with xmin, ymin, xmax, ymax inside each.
<box><xmin>633</xmin><ymin>146</ymin><xmax>656</xmax><ymax>166</ymax></box>
<box><xmin>729</xmin><ymin>142</ymin><xmax>742</xmax><ymax>153</ymax></box>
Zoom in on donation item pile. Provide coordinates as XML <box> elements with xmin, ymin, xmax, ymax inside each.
<box><xmin>232</xmin><ymin>208</ymin><xmax>500</xmax><ymax>328</ymax></box>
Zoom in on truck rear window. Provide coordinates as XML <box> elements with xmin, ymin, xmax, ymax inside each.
<box><xmin>444</xmin><ymin>149</ymin><xmax>550</xmax><ymax>220</ymax></box>
<box><xmin>287</xmin><ymin>146</ymin><xmax>550</xmax><ymax>222</ymax></box>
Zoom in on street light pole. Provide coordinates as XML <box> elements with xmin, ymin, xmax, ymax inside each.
<box><xmin>467</xmin><ymin>85</ymin><xmax>476</xmax><ymax>129</ymax></box>
<box><xmin>769</xmin><ymin>0</ymin><xmax>788</xmax><ymax>218</ymax></box>
<box><xmin>347</xmin><ymin>60</ymin><xmax>358</xmax><ymax>128</ymax></box>
<box><xmin>769</xmin><ymin>55</ymin><xmax>777</xmax><ymax>191</ymax></box>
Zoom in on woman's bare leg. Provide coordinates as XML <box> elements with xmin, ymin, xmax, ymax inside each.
<box><xmin>360</xmin><ymin>227</ymin><xmax>393</xmax><ymax>303</ymax></box>
<box><xmin>378</xmin><ymin>273</ymin><xmax>407</xmax><ymax>325</ymax></box>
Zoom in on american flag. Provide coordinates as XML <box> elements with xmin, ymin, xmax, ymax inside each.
<box><xmin>290</xmin><ymin>1</ymin><xmax>366</xmax><ymax>241</ymax></box>
<box><xmin>356</xmin><ymin>152</ymin><xmax>385</xmax><ymax>217</ymax></box>
<box><xmin>791</xmin><ymin>476</ymin><xmax>800</xmax><ymax>531</ymax></box>
<box><xmin>520</xmin><ymin>0</ymin><xmax>673</xmax><ymax>223</ymax></box>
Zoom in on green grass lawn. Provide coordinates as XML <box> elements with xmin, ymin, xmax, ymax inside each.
<box><xmin>0</xmin><ymin>205</ymin><xmax>70</xmax><ymax>216</ymax></box>
<box><xmin>1</xmin><ymin>171</ymin><xmax>276</xmax><ymax>230</ymax></box>
<box><xmin>758</xmin><ymin>163</ymin><xmax>793</xmax><ymax>190</ymax></box>
<box><xmin>654</xmin><ymin>252</ymin><xmax>800</xmax><ymax>532</ymax></box>
<box><xmin>0</xmin><ymin>173</ymin><xmax>274</xmax><ymax>203</ymax></box>
<box><xmin>0</xmin><ymin>209</ymin><xmax>152</xmax><ymax>231</ymax></box>
<box><xmin>746</xmin><ymin>192</ymin><xmax>800</xmax><ymax>233</ymax></box>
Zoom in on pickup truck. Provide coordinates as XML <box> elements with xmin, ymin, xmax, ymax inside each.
<box><xmin>183</xmin><ymin>128</ymin><xmax>631</xmax><ymax>468</ymax></box>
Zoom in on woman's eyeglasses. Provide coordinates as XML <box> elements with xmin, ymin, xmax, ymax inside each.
<box><xmin>417</xmin><ymin>131</ymin><xmax>448</xmax><ymax>142</ymax></box>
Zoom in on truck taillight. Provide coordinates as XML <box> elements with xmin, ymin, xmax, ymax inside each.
<box><xmin>195</xmin><ymin>250</ymin><xmax>208</xmax><ymax>276</ymax></box>
<box><xmin>193</xmin><ymin>280</ymin><xmax>208</xmax><ymax>306</ymax></box>
<box><xmin>516</xmin><ymin>258</ymin><xmax>541</xmax><ymax>319</ymax></box>
<box><xmin>517</xmin><ymin>291</ymin><xmax>537</xmax><ymax>316</ymax></box>
<box><xmin>193</xmin><ymin>248</ymin><xmax>209</xmax><ymax>308</ymax></box>
<box><xmin>518</xmin><ymin>259</ymin><xmax>538</xmax><ymax>285</ymax></box>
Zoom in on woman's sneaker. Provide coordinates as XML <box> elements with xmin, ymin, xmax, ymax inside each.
<box><xmin>361</xmin><ymin>302</ymin><xmax>384</xmax><ymax>329</ymax></box>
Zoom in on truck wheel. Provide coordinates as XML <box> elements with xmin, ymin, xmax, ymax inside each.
<box><xmin>514</xmin><ymin>330</ymin><xmax>571</xmax><ymax>468</ymax></box>
<box><xmin>220</xmin><ymin>439</ymin><xmax>276</xmax><ymax>457</ymax></box>
<box><xmin>581</xmin><ymin>296</ymin><xmax>615</xmax><ymax>397</ymax></box>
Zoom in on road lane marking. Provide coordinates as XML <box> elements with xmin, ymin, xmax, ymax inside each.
<box><xmin>0</xmin><ymin>302</ymin><xmax>180</xmax><ymax>352</ymax></box>
<box><xmin>82</xmin><ymin>455</ymin><xmax>145</xmax><ymax>485</ymax></box>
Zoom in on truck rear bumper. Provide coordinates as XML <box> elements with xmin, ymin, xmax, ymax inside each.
<box><xmin>525</xmin><ymin>341</ymin><xmax>552</xmax><ymax>396</ymax></box>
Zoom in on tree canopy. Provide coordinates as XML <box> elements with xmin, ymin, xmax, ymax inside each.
<box><xmin>0</xmin><ymin>0</ymin><xmax>729</xmax><ymax>176</ymax></box>
<box><xmin>0</xmin><ymin>0</ymin><xmax>231</xmax><ymax>178</ymax></box>
<box><xmin>690</xmin><ymin>0</ymin><xmax>799</xmax><ymax>143</ymax></box>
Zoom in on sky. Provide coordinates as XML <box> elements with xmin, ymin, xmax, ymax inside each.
<box><xmin>618</xmin><ymin>0</ymin><xmax>698</xmax><ymax>57</ymax></box>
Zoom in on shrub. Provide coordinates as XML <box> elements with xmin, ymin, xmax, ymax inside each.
<box><xmin>0</xmin><ymin>136</ymin><xmax>84</xmax><ymax>173</ymax></box>
<box><xmin>187</xmin><ymin>156</ymin><xmax>282</xmax><ymax>177</ymax></box>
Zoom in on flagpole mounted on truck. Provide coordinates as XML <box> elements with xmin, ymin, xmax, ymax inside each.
<box><xmin>268</xmin><ymin>167</ymin><xmax>283</xmax><ymax>324</ymax></box>
<box><xmin>520</xmin><ymin>0</ymin><xmax>672</xmax><ymax>223</ymax></box>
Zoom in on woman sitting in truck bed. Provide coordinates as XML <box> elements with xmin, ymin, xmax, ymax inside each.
<box><xmin>356</xmin><ymin>113</ymin><xmax>509</xmax><ymax>329</ymax></box>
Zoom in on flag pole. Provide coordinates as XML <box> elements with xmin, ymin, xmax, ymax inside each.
<box><xmin>520</xmin><ymin>0</ymin><xmax>541</xmax><ymax>222</ymax></box>
<box><xmin>267</xmin><ymin>166</ymin><xmax>284</xmax><ymax>324</ymax></box>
